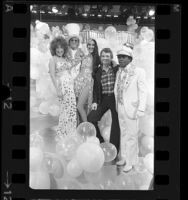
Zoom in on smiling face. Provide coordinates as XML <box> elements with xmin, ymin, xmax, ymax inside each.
<box><xmin>101</xmin><ymin>51</ymin><xmax>112</xmax><ymax>66</ymax></box>
<box><xmin>117</xmin><ymin>55</ymin><xmax>132</xmax><ymax>68</ymax></box>
<box><xmin>87</xmin><ymin>39</ymin><xmax>95</xmax><ymax>54</ymax></box>
<box><xmin>69</xmin><ymin>37</ymin><xmax>79</xmax><ymax>50</ymax></box>
<box><xmin>55</xmin><ymin>45</ymin><xmax>64</xmax><ymax>57</ymax></box>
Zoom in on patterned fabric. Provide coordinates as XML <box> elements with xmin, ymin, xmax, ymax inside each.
<box><xmin>55</xmin><ymin>58</ymin><xmax>72</xmax><ymax>75</ymax></box>
<box><xmin>74</xmin><ymin>55</ymin><xmax>93</xmax><ymax>114</ymax></box>
<box><xmin>101</xmin><ymin>66</ymin><xmax>115</xmax><ymax>95</ymax></box>
<box><xmin>66</xmin><ymin>48</ymin><xmax>85</xmax><ymax>69</ymax></box>
<box><xmin>116</xmin><ymin>68</ymin><xmax>128</xmax><ymax>105</ymax></box>
<box><xmin>55</xmin><ymin>59</ymin><xmax>77</xmax><ymax>137</ymax></box>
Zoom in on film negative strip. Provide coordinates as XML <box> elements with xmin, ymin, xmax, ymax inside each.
<box><xmin>1</xmin><ymin>1</ymin><xmax>181</xmax><ymax>200</ymax></box>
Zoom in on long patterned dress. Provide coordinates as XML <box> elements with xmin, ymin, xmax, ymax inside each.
<box><xmin>55</xmin><ymin>58</ymin><xmax>77</xmax><ymax>137</ymax></box>
<box><xmin>74</xmin><ymin>55</ymin><xmax>94</xmax><ymax>115</ymax></box>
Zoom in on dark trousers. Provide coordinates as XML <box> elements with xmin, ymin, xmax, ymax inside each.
<box><xmin>87</xmin><ymin>94</ymin><xmax>120</xmax><ymax>153</ymax></box>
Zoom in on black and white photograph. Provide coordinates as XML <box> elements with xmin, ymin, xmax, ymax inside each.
<box><xmin>30</xmin><ymin>4</ymin><xmax>155</xmax><ymax>190</ymax></box>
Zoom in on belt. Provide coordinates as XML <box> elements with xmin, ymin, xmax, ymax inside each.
<box><xmin>102</xmin><ymin>93</ymin><xmax>114</xmax><ymax>97</ymax></box>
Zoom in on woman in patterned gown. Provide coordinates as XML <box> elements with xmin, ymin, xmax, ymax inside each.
<box><xmin>49</xmin><ymin>36</ymin><xmax>77</xmax><ymax>137</ymax></box>
<box><xmin>74</xmin><ymin>38</ymin><xmax>100</xmax><ymax>123</ymax></box>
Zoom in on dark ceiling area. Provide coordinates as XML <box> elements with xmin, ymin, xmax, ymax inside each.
<box><xmin>31</xmin><ymin>4</ymin><xmax>155</xmax><ymax>26</ymax></box>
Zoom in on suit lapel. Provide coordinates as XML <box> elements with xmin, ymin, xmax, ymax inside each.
<box><xmin>123</xmin><ymin>64</ymin><xmax>136</xmax><ymax>91</ymax></box>
<box><xmin>114</xmin><ymin>70</ymin><xmax>120</xmax><ymax>97</ymax></box>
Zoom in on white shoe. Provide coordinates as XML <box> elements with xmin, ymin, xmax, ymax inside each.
<box><xmin>116</xmin><ymin>160</ymin><xmax>126</xmax><ymax>166</ymax></box>
<box><xmin>123</xmin><ymin>165</ymin><xmax>133</xmax><ymax>173</ymax></box>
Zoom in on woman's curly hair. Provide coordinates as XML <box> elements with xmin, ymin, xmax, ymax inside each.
<box><xmin>49</xmin><ymin>36</ymin><xmax>68</xmax><ymax>57</ymax></box>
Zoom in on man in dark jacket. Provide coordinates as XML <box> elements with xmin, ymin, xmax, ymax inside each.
<box><xmin>87</xmin><ymin>48</ymin><xmax>120</xmax><ymax>154</ymax></box>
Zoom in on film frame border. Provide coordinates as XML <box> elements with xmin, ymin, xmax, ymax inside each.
<box><xmin>1</xmin><ymin>1</ymin><xmax>181</xmax><ymax>200</ymax></box>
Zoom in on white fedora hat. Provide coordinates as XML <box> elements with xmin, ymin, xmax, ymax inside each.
<box><xmin>65</xmin><ymin>23</ymin><xmax>82</xmax><ymax>44</ymax></box>
<box><xmin>117</xmin><ymin>45</ymin><xmax>133</xmax><ymax>58</ymax></box>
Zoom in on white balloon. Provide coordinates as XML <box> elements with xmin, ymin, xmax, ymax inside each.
<box><xmin>105</xmin><ymin>26</ymin><xmax>117</xmax><ymax>41</ymax></box>
<box><xmin>38</xmin><ymin>101</ymin><xmax>50</xmax><ymax>115</ymax></box>
<box><xmin>105</xmin><ymin>26</ymin><xmax>117</xmax><ymax>33</ymax></box>
<box><xmin>30</xmin><ymin>170</ymin><xmax>50</xmax><ymax>189</ymax></box>
<box><xmin>67</xmin><ymin>158</ymin><xmax>83</xmax><ymax>178</ymax></box>
<box><xmin>30</xmin><ymin>147</ymin><xmax>44</xmax><ymax>171</ymax></box>
<box><xmin>139</xmin><ymin>115</ymin><xmax>154</xmax><ymax>137</ymax></box>
<box><xmin>65</xmin><ymin>23</ymin><xmax>80</xmax><ymax>37</ymax></box>
<box><xmin>142</xmin><ymin>29</ymin><xmax>154</xmax><ymax>42</ymax></box>
<box><xmin>30</xmin><ymin>132</ymin><xmax>44</xmax><ymax>148</ymax></box>
<box><xmin>95</xmin><ymin>38</ymin><xmax>110</xmax><ymax>53</ymax></box>
<box><xmin>35</xmin><ymin>21</ymin><xmax>50</xmax><ymax>37</ymax></box>
<box><xmin>76</xmin><ymin>143</ymin><xmax>104</xmax><ymax>173</ymax></box>
<box><xmin>30</xmin><ymin>47</ymin><xmax>42</xmax><ymax>66</ymax></box>
<box><xmin>36</xmin><ymin>76</ymin><xmax>57</xmax><ymax>100</ymax></box>
<box><xmin>30</xmin><ymin>96</ymin><xmax>37</xmax><ymax>107</ymax></box>
<box><xmin>30</xmin><ymin>48</ymin><xmax>50</xmax><ymax>80</ymax></box>
<box><xmin>32</xmin><ymin>106</ymin><xmax>39</xmax><ymax>113</ymax></box>
<box><xmin>133</xmin><ymin>34</ymin><xmax>154</xmax><ymax>88</ymax></box>
<box><xmin>30</xmin><ymin>66</ymin><xmax>40</xmax><ymax>80</ymax></box>
<box><xmin>86</xmin><ymin>136</ymin><xmax>100</xmax><ymax>145</ymax></box>
<box><xmin>49</xmin><ymin>104</ymin><xmax>60</xmax><ymax>116</ymax></box>
<box><xmin>143</xmin><ymin>153</ymin><xmax>154</xmax><ymax>174</ymax></box>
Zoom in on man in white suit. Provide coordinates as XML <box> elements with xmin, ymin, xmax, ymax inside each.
<box><xmin>114</xmin><ymin>44</ymin><xmax>147</xmax><ymax>172</ymax></box>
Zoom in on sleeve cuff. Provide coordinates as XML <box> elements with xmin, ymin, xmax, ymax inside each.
<box><xmin>138</xmin><ymin>110</ymin><xmax>145</xmax><ymax>112</ymax></box>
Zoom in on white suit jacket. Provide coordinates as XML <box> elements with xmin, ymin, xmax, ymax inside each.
<box><xmin>114</xmin><ymin>63</ymin><xmax>148</xmax><ymax>119</ymax></box>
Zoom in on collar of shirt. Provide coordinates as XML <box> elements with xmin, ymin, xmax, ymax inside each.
<box><xmin>119</xmin><ymin>67</ymin><xmax>128</xmax><ymax>74</ymax></box>
<box><xmin>119</xmin><ymin>63</ymin><xmax>132</xmax><ymax>73</ymax></box>
<box><xmin>102</xmin><ymin>65</ymin><xmax>112</xmax><ymax>73</ymax></box>
<box><xmin>70</xmin><ymin>49</ymin><xmax>77</xmax><ymax>59</ymax></box>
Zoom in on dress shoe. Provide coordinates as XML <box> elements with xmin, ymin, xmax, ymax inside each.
<box><xmin>123</xmin><ymin>165</ymin><xmax>133</xmax><ymax>173</ymax></box>
<box><xmin>116</xmin><ymin>159</ymin><xmax>126</xmax><ymax>166</ymax></box>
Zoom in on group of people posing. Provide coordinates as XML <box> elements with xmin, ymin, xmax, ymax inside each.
<box><xmin>49</xmin><ymin>33</ymin><xmax>147</xmax><ymax>173</ymax></box>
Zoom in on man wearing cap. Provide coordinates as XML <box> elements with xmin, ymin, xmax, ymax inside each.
<box><xmin>114</xmin><ymin>45</ymin><xmax>147</xmax><ymax>172</ymax></box>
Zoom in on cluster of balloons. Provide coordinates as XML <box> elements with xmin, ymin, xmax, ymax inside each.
<box><xmin>30</xmin><ymin>150</ymin><xmax>65</xmax><ymax>189</ymax></box>
<box><xmin>29</xmin><ymin>121</ymin><xmax>153</xmax><ymax>189</ymax></box>
<box><xmin>43</xmin><ymin>152</ymin><xmax>64</xmax><ymax>179</ymax></box>
<box><xmin>138</xmin><ymin>108</ymin><xmax>154</xmax><ymax>175</ymax></box>
<box><xmin>128</xmin><ymin>26</ymin><xmax>155</xmax><ymax>176</ymax></box>
<box><xmin>30</xmin><ymin>131</ymin><xmax>65</xmax><ymax>189</ymax></box>
<box><xmin>31</xmin><ymin>21</ymin><xmax>61</xmax><ymax>116</ymax></box>
<box><xmin>29</xmin><ymin>146</ymin><xmax>51</xmax><ymax>189</ymax></box>
<box><xmin>55</xmin><ymin>122</ymin><xmax>118</xmax><ymax>183</ymax></box>
<box><xmin>30</xmin><ymin>95</ymin><xmax>60</xmax><ymax>117</ymax></box>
